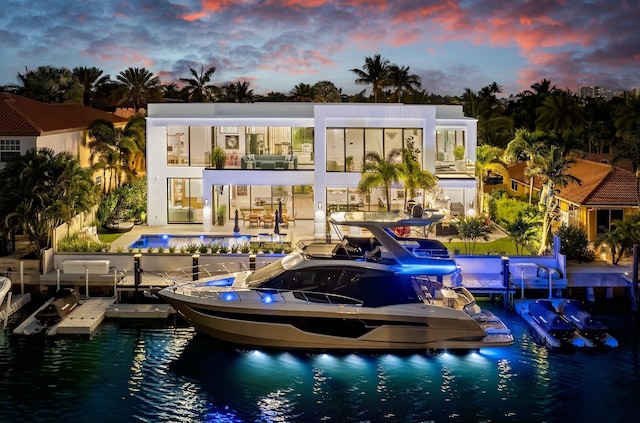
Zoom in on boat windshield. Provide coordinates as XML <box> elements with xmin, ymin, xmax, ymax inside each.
<box><xmin>245</xmin><ymin>252</ymin><xmax>305</xmax><ymax>287</ymax></box>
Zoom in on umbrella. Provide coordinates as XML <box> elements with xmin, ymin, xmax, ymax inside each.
<box><xmin>274</xmin><ymin>210</ymin><xmax>280</xmax><ymax>236</ymax></box>
<box><xmin>233</xmin><ymin>209</ymin><xmax>240</xmax><ymax>235</ymax></box>
<box><xmin>278</xmin><ymin>200</ymin><xmax>284</xmax><ymax>224</ymax></box>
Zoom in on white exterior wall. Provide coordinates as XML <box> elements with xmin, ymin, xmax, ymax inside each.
<box><xmin>37</xmin><ymin>131</ymin><xmax>83</xmax><ymax>159</ymax></box>
<box><xmin>146</xmin><ymin>103</ymin><xmax>478</xmax><ymax>227</ymax></box>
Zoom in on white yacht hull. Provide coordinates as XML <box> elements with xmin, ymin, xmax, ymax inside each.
<box><xmin>157</xmin><ymin>211</ymin><xmax>514</xmax><ymax>351</ymax></box>
<box><xmin>159</xmin><ymin>289</ymin><xmax>513</xmax><ymax>351</ymax></box>
<box><xmin>0</xmin><ymin>276</ymin><xmax>11</xmax><ymax>306</ymax></box>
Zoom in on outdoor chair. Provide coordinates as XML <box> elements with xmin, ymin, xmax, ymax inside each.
<box><xmin>248</xmin><ymin>213</ymin><xmax>260</xmax><ymax>228</ymax></box>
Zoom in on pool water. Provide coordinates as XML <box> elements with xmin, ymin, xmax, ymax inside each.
<box><xmin>129</xmin><ymin>234</ymin><xmax>252</xmax><ymax>249</ymax></box>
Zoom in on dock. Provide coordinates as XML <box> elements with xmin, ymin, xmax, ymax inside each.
<box><xmin>13</xmin><ymin>296</ymin><xmax>175</xmax><ymax>336</ymax></box>
<box><xmin>54</xmin><ymin>297</ymin><xmax>116</xmax><ymax>335</ymax></box>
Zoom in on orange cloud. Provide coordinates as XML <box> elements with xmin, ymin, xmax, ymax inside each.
<box><xmin>257</xmin><ymin>48</ymin><xmax>334</xmax><ymax>76</ymax></box>
<box><xmin>182</xmin><ymin>0</ymin><xmax>251</xmax><ymax>21</ymax></box>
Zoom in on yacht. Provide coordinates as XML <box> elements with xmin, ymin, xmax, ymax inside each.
<box><xmin>0</xmin><ymin>276</ymin><xmax>11</xmax><ymax>306</ymax></box>
<box><xmin>157</xmin><ymin>211</ymin><xmax>513</xmax><ymax>351</ymax></box>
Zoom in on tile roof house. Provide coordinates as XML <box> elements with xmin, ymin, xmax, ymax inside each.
<box><xmin>502</xmin><ymin>158</ymin><xmax>639</xmax><ymax>241</ymax></box>
<box><xmin>0</xmin><ymin>93</ymin><xmax>128</xmax><ymax>175</ymax></box>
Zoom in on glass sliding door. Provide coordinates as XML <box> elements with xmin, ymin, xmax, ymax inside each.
<box><xmin>167</xmin><ymin>178</ymin><xmax>203</xmax><ymax>223</ymax></box>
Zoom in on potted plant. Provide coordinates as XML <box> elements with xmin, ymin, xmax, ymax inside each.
<box><xmin>453</xmin><ymin>145</ymin><xmax>466</xmax><ymax>171</ymax></box>
<box><xmin>212</xmin><ymin>145</ymin><xmax>227</xmax><ymax>169</ymax></box>
<box><xmin>346</xmin><ymin>155</ymin><xmax>354</xmax><ymax>171</ymax></box>
<box><xmin>216</xmin><ymin>204</ymin><xmax>227</xmax><ymax>226</ymax></box>
<box><xmin>453</xmin><ymin>145</ymin><xmax>465</xmax><ymax>161</ymax></box>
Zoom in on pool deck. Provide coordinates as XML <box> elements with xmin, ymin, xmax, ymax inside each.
<box><xmin>111</xmin><ymin>219</ymin><xmax>317</xmax><ymax>251</ymax></box>
<box><xmin>111</xmin><ymin>217</ymin><xmax>510</xmax><ymax>252</ymax></box>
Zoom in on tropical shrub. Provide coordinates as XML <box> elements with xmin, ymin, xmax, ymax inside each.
<box><xmin>556</xmin><ymin>224</ymin><xmax>594</xmax><ymax>262</ymax></box>
<box><xmin>57</xmin><ymin>233</ymin><xmax>110</xmax><ymax>252</ymax></box>
<box><xmin>449</xmin><ymin>215</ymin><xmax>494</xmax><ymax>254</ymax></box>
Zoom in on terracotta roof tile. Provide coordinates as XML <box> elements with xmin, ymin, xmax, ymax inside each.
<box><xmin>506</xmin><ymin>158</ymin><xmax>638</xmax><ymax>207</ymax></box>
<box><xmin>582</xmin><ymin>168</ymin><xmax>638</xmax><ymax>206</ymax></box>
<box><xmin>0</xmin><ymin>93</ymin><xmax>128</xmax><ymax>136</ymax></box>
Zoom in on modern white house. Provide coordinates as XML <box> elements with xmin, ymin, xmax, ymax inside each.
<box><xmin>146</xmin><ymin>103</ymin><xmax>478</xmax><ymax>237</ymax></box>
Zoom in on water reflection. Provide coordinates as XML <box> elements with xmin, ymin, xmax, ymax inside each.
<box><xmin>1</xmin><ymin>309</ymin><xmax>638</xmax><ymax>422</ymax></box>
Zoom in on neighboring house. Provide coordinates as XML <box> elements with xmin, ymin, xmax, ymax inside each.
<box><xmin>502</xmin><ymin>159</ymin><xmax>639</xmax><ymax>241</ymax></box>
<box><xmin>146</xmin><ymin>103</ymin><xmax>479</xmax><ymax>232</ymax></box>
<box><xmin>0</xmin><ymin>92</ymin><xmax>128</xmax><ymax>189</ymax></box>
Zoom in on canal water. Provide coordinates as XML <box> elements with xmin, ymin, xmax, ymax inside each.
<box><xmin>0</xmin><ymin>302</ymin><xmax>638</xmax><ymax>423</ymax></box>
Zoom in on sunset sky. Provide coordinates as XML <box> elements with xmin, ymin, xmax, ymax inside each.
<box><xmin>1</xmin><ymin>0</ymin><xmax>638</xmax><ymax>97</ymax></box>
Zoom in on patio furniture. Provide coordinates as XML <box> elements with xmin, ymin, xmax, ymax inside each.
<box><xmin>450</xmin><ymin>202</ymin><xmax>464</xmax><ymax>217</ymax></box>
<box><xmin>248</xmin><ymin>213</ymin><xmax>261</xmax><ymax>228</ymax></box>
<box><xmin>241</xmin><ymin>154</ymin><xmax>298</xmax><ymax>169</ymax></box>
<box><xmin>262</xmin><ymin>213</ymin><xmax>274</xmax><ymax>228</ymax></box>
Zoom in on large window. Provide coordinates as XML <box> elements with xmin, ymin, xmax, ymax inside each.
<box><xmin>596</xmin><ymin>209</ymin><xmax>624</xmax><ymax>234</ymax></box>
<box><xmin>326</xmin><ymin>128</ymin><xmax>345</xmax><ymax>171</ymax></box>
<box><xmin>230</xmin><ymin>184</ymin><xmax>314</xmax><ymax>221</ymax></box>
<box><xmin>327</xmin><ymin>128</ymin><xmax>422</xmax><ymax>172</ymax></box>
<box><xmin>167</xmin><ymin>178</ymin><xmax>202</xmax><ymax>223</ymax></box>
<box><xmin>436</xmin><ymin>129</ymin><xmax>465</xmax><ymax>162</ymax></box>
<box><xmin>165</xmin><ymin>126</ymin><xmax>313</xmax><ymax>169</ymax></box>
<box><xmin>166</xmin><ymin>126</ymin><xmax>214</xmax><ymax>167</ymax></box>
<box><xmin>0</xmin><ymin>139</ymin><xmax>20</xmax><ymax>163</ymax></box>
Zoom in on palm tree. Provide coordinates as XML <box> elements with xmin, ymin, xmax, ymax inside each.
<box><xmin>290</xmin><ymin>83</ymin><xmax>315</xmax><ymax>101</ymax></box>
<box><xmin>0</xmin><ymin>148</ymin><xmax>97</xmax><ymax>257</ymax></box>
<box><xmin>122</xmin><ymin>116</ymin><xmax>147</xmax><ymax>176</ymax></box>
<box><xmin>535</xmin><ymin>90</ymin><xmax>585</xmax><ymax>136</ymax></box>
<box><xmin>358</xmin><ymin>149</ymin><xmax>402</xmax><ymax>211</ymax></box>
<box><xmin>162</xmin><ymin>82</ymin><xmax>182</xmax><ymax>100</ymax></box>
<box><xmin>397</xmin><ymin>139</ymin><xmax>436</xmax><ymax>209</ymax></box>
<box><xmin>462</xmin><ymin>87</ymin><xmax>480</xmax><ymax>118</ymax></box>
<box><xmin>502</xmin><ymin>207</ymin><xmax>541</xmax><ymax>255</ymax></box>
<box><xmin>115</xmin><ymin>67</ymin><xmax>162</xmax><ymax>114</ymax></box>
<box><xmin>505</xmin><ymin>129</ymin><xmax>548</xmax><ymax>203</ymax></box>
<box><xmin>221</xmin><ymin>81</ymin><xmax>253</xmax><ymax>103</ymax></box>
<box><xmin>475</xmin><ymin>144</ymin><xmax>506</xmax><ymax>211</ymax></box>
<box><xmin>449</xmin><ymin>216</ymin><xmax>493</xmax><ymax>255</ymax></box>
<box><xmin>612</xmin><ymin>91</ymin><xmax>640</xmax><ymax>207</ymax></box>
<box><xmin>350</xmin><ymin>54</ymin><xmax>391</xmax><ymax>103</ymax></box>
<box><xmin>16</xmin><ymin>65</ymin><xmax>82</xmax><ymax>103</ymax></box>
<box><xmin>72</xmin><ymin>66</ymin><xmax>110</xmax><ymax>106</ymax></box>
<box><xmin>523</xmin><ymin>79</ymin><xmax>557</xmax><ymax>97</ymax></box>
<box><xmin>464</xmin><ymin>86</ymin><xmax>513</xmax><ymax>147</ymax></box>
<box><xmin>87</xmin><ymin>118</ymin><xmax>143</xmax><ymax>191</ymax></box>
<box><xmin>512</xmin><ymin>79</ymin><xmax>559</xmax><ymax>131</ymax></box>
<box><xmin>179</xmin><ymin>66</ymin><xmax>217</xmax><ymax>102</ymax></box>
<box><xmin>388</xmin><ymin>65</ymin><xmax>421</xmax><ymax>103</ymax></box>
<box><xmin>594</xmin><ymin>223</ymin><xmax>628</xmax><ymax>265</ymax></box>
<box><xmin>535</xmin><ymin>145</ymin><xmax>582</xmax><ymax>253</ymax></box>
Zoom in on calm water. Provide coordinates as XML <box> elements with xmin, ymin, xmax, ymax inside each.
<box><xmin>1</xmin><ymin>303</ymin><xmax>639</xmax><ymax>423</ymax></box>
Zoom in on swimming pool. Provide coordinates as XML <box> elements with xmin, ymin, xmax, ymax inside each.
<box><xmin>129</xmin><ymin>234</ymin><xmax>252</xmax><ymax>249</ymax></box>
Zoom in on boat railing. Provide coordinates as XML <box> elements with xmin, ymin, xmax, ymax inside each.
<box><xmin>161</xmin><ymin>264</ymin><xmax>241</xmax><ymax>285</ymax></box>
